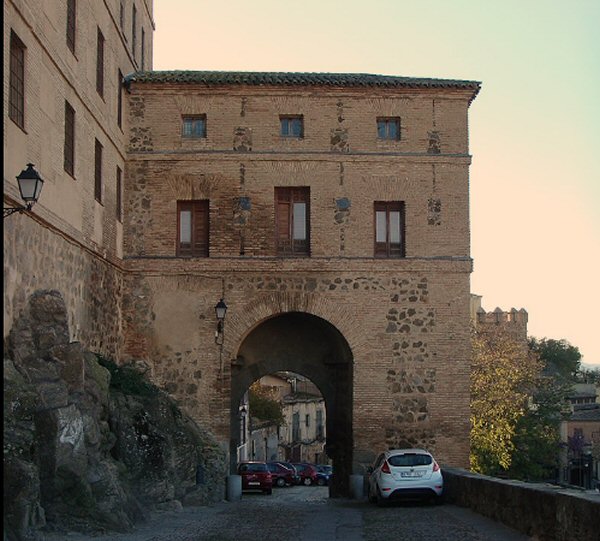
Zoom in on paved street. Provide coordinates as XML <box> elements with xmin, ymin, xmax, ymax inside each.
<box><xmin>44</xmin><ymin>486</ymin><xmax>529</xmax><ymax>541</ymax></box>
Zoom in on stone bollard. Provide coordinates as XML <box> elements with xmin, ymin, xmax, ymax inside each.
<box><xmin>226</xmin><ymin>475</ymin><xmax>242</xmax><ymax>501</ymax></box>
<box><xmin>350</xmin><ymin>474</ymin><xmax>365</xmax><ymax>500</ymax></box>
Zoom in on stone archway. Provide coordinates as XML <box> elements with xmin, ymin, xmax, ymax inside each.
<box><xmin>230</xmin><ymin>312</ymin><xmax>353</xmax><ymax>497</ymax></box>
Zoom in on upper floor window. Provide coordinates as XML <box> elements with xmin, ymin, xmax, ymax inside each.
<box><xmin>66</xmin><ymin>0</ymin><xmax>76</xmax><ymax>54</ymax></box>
<box><xmin>117</xmin><ymin>70</ymin><xmax>123</xmax><ymax>128</ymax></box>
<box><xmin>9</xmin><ymin>31</ymin><xmax>26</xmax><ymax>130</ymax></box>
<box><xmin>116</xmin><ymin>166</ymin><xmax>123</xmax><ymax>222</ymax></box>
<box><xmin>132</xmin><ymin>4</ymin><xmax>137</xmax><ymax>60</ymax></box>
<box><xmin>280</xmin><ymin>115</ymin><xmax>303</xmax><ymax>138</ymax></box>
<box><xmin>94</xmin><ymin>139</ymin><xmax>103</xmax><ymax>203</ymax></box>
<box><xmin>96</xmin><ymin>28</ymin><xmax>104</xmax><ymax>97</ymax></box>
<box><xmin>177</xmin><ymin>200</ymin><xmax>209</xmax><ymax>257</ymax></box>
<box><xmin>64</xmin><ymin>101</ymin><xmax>75</xmax><ymax>177</ymax></box>
<box><xmin>119</xmin><ymin>2</ymin><xmax>125</xmax><ymax>33</ymax></box>
<box><xmin>377</xmin><ymin>117</ymin><xmax>401</xmax><ymax>141</ymax></box>
<box><xmin>374</xmin><ymin>201</ymin><xmax>405</xmax><ymax>258</ymax></box>
<box><xmin>182</xmin><ymin>116</ymin><xmax>206</xmax><ymax>138</ymax></box>
<box><xmin>275</xmin><ymin>187</ymin><xmax>310</xmax><ymax>256</ymax></box>
<box><xmin>141</xmin><ymin>27</ymin><xmax>145</xmax><ymax>69</ymax></box>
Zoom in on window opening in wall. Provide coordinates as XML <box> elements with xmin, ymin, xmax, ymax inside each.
<box><xmin>377</xmin><ymin>117</ymin><xmax>401</xmax><ymax>140</ymax></box>
<box><xmin>116</xmin><ymin>166</ymin><xmax>122</xmax><ymax>222</ymax></box>
<box><xmin>280</xmin><ymin>115</ymin><xmax>303</xmax><ymax>138</ymax></box>
<box><xmin>66</xmin><ymin>0</ymin><xmax>76</xmax><ymax>54</ymax></box>
<box><xmin>9</xmin><ymin>30</ymin><xmax>26</xmax><ymax>130</ymax></box>
<box><xmin>96</xmin><ymin>28</ymin><xmax>104</xmax><ymax>97</ymax></box>
<box><xmin>141</xmin><ymin>27</ymin><xmax>145</xmax><ymax>69</ymax></box>
<box><xmin>275</xmin><ymin>187</ymin><xmax>310</xmax><ymax>256</ymax></box>
<box><xmin>374</xmin><ymin>201</ymin><xmax>405</xmax><ymax>257</ymax></box>
<box><xmin>94</xmin><ymin>139</ymin><xmax>103</xmax><ymax>203</ymax></box>
<box><xmin>64</xmin><ymin>101</ymin><xmax>75</xmax><ymax>177</ymax></box>
<box><xmin>182</xmin><ymin>116</ymin><xmax>207</xmax><ymax>138</ymax></box>
<box><xmin>177</xmin><ymin>200</ymin><xmax>209</xmax><ymax>257</ymax></box>
<box><xmin>132</xmin><ymin>4</ymin><xmax>137</xmax><ymax>61</ymax></box>
<box><xmin>119</xmin><ymin>2</ymin><xmax>125</xmax><ymax>34</ymax></box>
<box><xmin>117</xmin><ymin>70</ymin><xmax>123</xmax><ymax>128</ymax></box>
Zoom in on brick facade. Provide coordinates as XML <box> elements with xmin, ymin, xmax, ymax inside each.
<box><xmin>122</xmin><ymin>77</ymin><xmax>480</xmax><ymax>477</ymax></box>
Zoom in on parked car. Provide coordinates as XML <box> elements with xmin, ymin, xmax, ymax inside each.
<box><xmin>276</xmin><ymin>461</ymin><xmax>301</xmax><ymax>485</ymax></box>
<box><xmin>291</xmin><ymin>463</ymin><xmax>319</xmax><ymax>486</ymax></box>
<box><xmin>315</xmin><ymin>464</ymin><xmax>333</xmax><ymax>486</ymax></box>
<box><xmin>238</xmin><ymin>461</ymin><xmax>273</xmax><ymax>495</ymax></box>
<box><xmin>367</xmin><ymin>448</ymin><xmax>443</xmax><ymax>506</ymax></box>
<box><xmin>267</xmin><ymin>462</ymin><xmax>296</xmax><ymax>487</ymax></box>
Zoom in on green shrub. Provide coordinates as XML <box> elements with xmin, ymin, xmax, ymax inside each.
<box><xmin>96</xmin><ymin>355</ymin><xmax>158</xmax><ymax>397</ymax></box>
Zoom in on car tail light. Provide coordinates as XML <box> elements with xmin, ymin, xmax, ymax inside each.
<box><xmin>381</xmin><ymin>460</ymin><xmax>391</xmax><ymax>474</ymax></box>
<box><xmin>432</xmin><ymin>461</ymin><xmax>440</xmax><ymax>472</ymax></box>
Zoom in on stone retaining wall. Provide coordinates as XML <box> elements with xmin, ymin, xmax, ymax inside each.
<box><xmin>443</xmin><ymin>467</ymin><xmax>600</xmax><ymax>541</ymax></box>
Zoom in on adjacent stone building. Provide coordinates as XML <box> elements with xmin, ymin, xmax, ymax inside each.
<box><xmin>4</xmin><ymin>0</ymin><xmax>481</xmax><ymax>496</ymax></box>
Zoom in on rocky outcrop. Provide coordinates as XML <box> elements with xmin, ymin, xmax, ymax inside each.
<box><xmin>3</xmin><ymin>290</ymin><xmax>227</xmax><ymax>540</ymax></box>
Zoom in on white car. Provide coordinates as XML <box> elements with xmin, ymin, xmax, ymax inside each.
<box><xmin>367</xmin><ymin>448</ymin><xmax>444</xmax><ymax>506</ymax></box>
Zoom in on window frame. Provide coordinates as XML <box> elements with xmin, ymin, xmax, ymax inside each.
<box><xmin>96</xmin><ymin>28</ymin><xmax>104</xmax><ymax>97</ymax></box>
<box><xmin>94</xmin><ymin>138</ymin><xmax>103</xmax><ymax>203</ymax></box>
<box><xmin>131</xmin><ymin>4</ymin><xmax>137</xmax><ymax>61</ymax></box>
<box><xmin>117</xmin><ymin>69</ymin><xmax>123</xmax><ymax>129</ymax></box>
<box><xmin>275</xmin><ymin>187</ymin><xmax>310</xmax><ymax>257</ymax></box>
<box><xmin>376</xmin><ymin>116</ymin><xmax>401</xmax><ymax>141</ymax></box>
<box><xmin>176</xmin><ymin>200</ymin><xmax>209</xmax><ymax>258</ymax></box>
<box><xmin>280</xmin><ymin>115</ymin><xmax>304</xmax><ymax>138</ymax></box>
<box><xmin>374</xmin><ymin>201</ymin><xmax>406</xmax><ymax>258</ymax></box>
<box><xmin>141</xmin><ymin>27</ymin><xmax>145</xmax><ymax>70</ymax></box>
<box><xmin>63</xmin><ymin>100</ymin><xmax>75</xmax><ymax>177</ymax></box>
<box><xmin>182</xmin><ymin>115</ymin><xmax>207</xmax><ymax>139</ymax></box>
<box><xmin>9</xmin><ymin>30</ymin><xmax>26</xmax><ymax>130</ymax></box>
<box><xmin>116</xmin><ymin>166</ymin><xmax>122</xmax><ymax>222</ymax></box>
<box><xmin>66</xmin><ymin>0</ymin><xmax>76</xmax><ymax>54</ymax></box>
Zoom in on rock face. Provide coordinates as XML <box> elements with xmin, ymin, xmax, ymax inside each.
<box><xmin>3</xmin><ymin>290</ymin><xmax>227</xmax><ymax>540</ymax></box>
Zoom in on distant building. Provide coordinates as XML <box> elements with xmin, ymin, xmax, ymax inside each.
<box><xmin>470</xmin><ymin>294</ymin><xmax>528</xmax><ymax>344</ymax></box>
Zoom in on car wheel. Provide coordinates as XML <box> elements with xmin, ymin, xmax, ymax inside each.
<box><xmin>317</xmin><ymin>478</ymin><xmax>325</xmax><ymax>486</ymax></box>
<box><xmin>368</xmin><ymin>486</ymin><xmax>377</xmax><ymax>504</ymax></box>
<box><xmin>376</xmin><ymin>488</ymin><xmax>387</xmax><ymax>507</ymax></box>
<box><xmin>276</xmin><ymin>477</ymin><xmax>286</xmax><ymax>488</ymax></box>
<box><xmin>433</xmin><ymin>493</ymin><xmax>444</xmax><ymax>506</ymax></box>
<box><xmin>303</xmin><ymin>477</ymin><xmax>312</xmax><ymax>486</ymax></box>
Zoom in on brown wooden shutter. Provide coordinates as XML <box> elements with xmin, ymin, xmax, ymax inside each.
<box><xmin>276</xmin><ymin>189</ymin><xmax>291</xmax><ymax>254</ymax></box>
<box><xmin>192</xmin><ymin>201</ymin><xmax>209</xmax><ymax>257</ymax></box>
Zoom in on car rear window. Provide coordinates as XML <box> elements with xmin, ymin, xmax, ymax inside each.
<box><xmin>240</xmin><ymin>463</ymin><xmax>268</xmax><ymax>472</ymax></box>
<box><xmin>388</xmin><ymin>453</ymin><xmax>432</xmax><ymax>467</ymax></box>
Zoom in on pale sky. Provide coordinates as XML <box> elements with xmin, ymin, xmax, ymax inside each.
<box><xmin>151</xmin><ymin>0</ymin><xmax>600</xmax><ymax>367</ymax></box>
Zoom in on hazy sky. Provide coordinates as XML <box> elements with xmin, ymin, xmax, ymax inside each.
<box><xmin>152</xmin><ymin>0</ymin><xmax>600</xmax><ymax>367</ymax></box>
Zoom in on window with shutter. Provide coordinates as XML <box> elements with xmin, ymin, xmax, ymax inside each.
<box><xmin>64</xmin><ymin>101</ymin><xmax>75</xmax><ymax>176</ymax></box>
<box><xmin>275</xmin><ymin>187</ymin><xmax>310</xmax><ymax>256</ymax></box>
<box><xmin>9</xmin><ymin>31</ymin><xmax>26</xmax><ymax>130</ymax></box>
<box><xmin>177</xmin><ymin>200</ymin><xmax>209</xmax><ymax>257</ymax></box>
<box><xmin>96</xmin><ymin>28</ymin><xmax>104</xmax><ymax>97</ymax></box>
<box><xmin>374</xmin><ymin>201</ymin><xmax>405</xmax><ymax>258</ymax></box>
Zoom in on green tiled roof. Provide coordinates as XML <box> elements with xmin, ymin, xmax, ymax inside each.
<box><xmin>125</xmin><ymin>70</ymin><xmax>481</xmax><ymax>99</ymax></box>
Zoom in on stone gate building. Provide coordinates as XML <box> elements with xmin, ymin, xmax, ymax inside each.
<box><xmin>4</xmin><ymin>0</ymin><xmax>480</xmax><ymax>496</ymax></box>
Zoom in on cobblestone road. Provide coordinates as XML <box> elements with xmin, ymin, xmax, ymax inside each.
<box><xmin>43</xmin><ymin>486</ymin><xmax>530</xmax><ymax>541</ymax></box>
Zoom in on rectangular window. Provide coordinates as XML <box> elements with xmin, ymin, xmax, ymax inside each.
<box><xmin>96</xmin><ymin>28</ymin><xmax>104</xmax><ymax>97</ymax></box>
<box><xmin>64</xmin><ymin>101</ymin><xmax>75</xmax><ymax>176</ymax></box>
<box><xmin>280</xmin><ymin>115</ymin><xmax>303</xmax><ymax>138</ymax></box>
<box><xmin>374</xmin><ymin>201</ymin><xmax>405</xmax><ymax>257</ymax></box>
<box><xmin>116</xmin><ymin>166</ymin><xmax>122</xmax><ymax>222</ymax></box>
<box><xmin>9</xmin><ymin>31</ymin><xmax>25</xmax><ymax>129</ymax></box>
<box><xmin>377</xmin><ymin>117</ymin><xmax>401</xmax><ymax>140</ymax></box>
<box><xmin>316</xmin><ymin>410</ymin><xmax>324</xmax><ymax>438</ymax></box>
<box><xmin>66</xmin><ymin>0</ymin><xmax>76</xmax><ymax>53</ymax></box>
<box><xmin>117</xmin><ymin>70</ymin><xmax>123</xmax><ymax>128</ymax></box>
<box><xmin>94</xmin><ymin>139</ymin><xmax>103</xmax><ymax>203</ymax></box>
<box><xmin>275</xmin><ymin>187</ymin><xmax>310</xmax><ymax>256</ymax></box>
<box><xmin>132</xmin><ymin>4</ymin><xmax>137</xmax><ymax>61</ymax></box>
<box><xmin>177</xmin><ymin>200</ymin><xmax>209</xmax><ymax>257</ymax></box>
<box><xmin>305</xmin><ymin>414</ymin><xmax>310</xmax><ymax>428</ymax></box>
<box><xmin>119</xmin><ymin>2</ymin><xmax>125</xmax><ymax>32</ymax></box>
<box><xmin>141</xmin><ymin>27</ymin><xmax>145</xmax><ymax>69</ymax></box>
<box><xmin>182</xmin><ymin>116</ymin><xmax>206</xmax><ymax>138</ymax></box>
<box><xmin>292</xmin><ymin>412</ymin><xmax>300</xmax><ymax>441</ymax></box>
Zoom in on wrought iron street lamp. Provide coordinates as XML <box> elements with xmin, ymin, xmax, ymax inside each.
<box><xmin>4</xmin><ymin>163</ymin><xmax>44</xmax><ymax>218</ymax></box>
<box><xmin>215</xmin><ymin>298</ymin><xmax>228</xmax><ymax>344</ymax></box>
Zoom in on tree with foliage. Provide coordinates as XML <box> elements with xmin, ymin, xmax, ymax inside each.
<box><xmin>528</xmin><ymin>337</ymin><xmax>581</xmax><ymax>381</ymax></box>
<box><xmin>248</xmin><ymin>382</ymin><xmax>285</xmax><ymax>426</ymax></box>
<box><xmin>470</xmin><ymin>329</ymin><xmax>542</xmax><ymax>475</ymax></box>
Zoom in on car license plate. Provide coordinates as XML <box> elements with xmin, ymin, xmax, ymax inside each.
<box><xmin>400</xmin><ymin>471</ymin><xmax>423</xmax><ymax>478</ymax></box>
<box><xmin>248</xmin><ymin>481</ymin><xmax>260</xmax><ymax>485</ymax></box>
